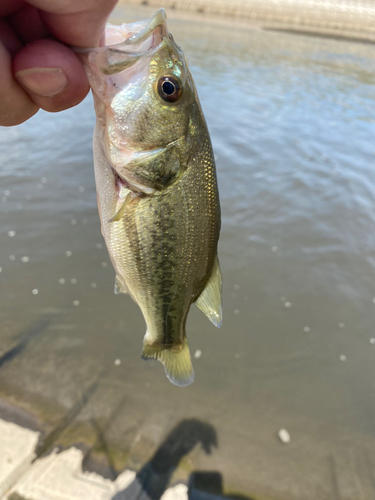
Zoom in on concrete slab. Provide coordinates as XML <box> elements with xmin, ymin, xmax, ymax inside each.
<box><xmin>7</xmin><ymin>448</ymin><xmax>116</xmax><ymax>500</ymax></box>
<box><xmin>4</xmin><ymin>445</ymin><xmax>192</xmax><ymax>500</ymax></box>
<box><xmin>163</xmin><ymin>485</ymin><xmax>189</xmax><ymax>500</ymax></box>
<box><xmin>0</xmin><ymin>420</ymin><xmax>39</xmax><ymax>498</ymax></box>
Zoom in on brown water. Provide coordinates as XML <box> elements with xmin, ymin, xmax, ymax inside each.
<box><xmin>1</xmin><ymin>5</ymin><xmax>375</xmax><ymax>499</ymax></box>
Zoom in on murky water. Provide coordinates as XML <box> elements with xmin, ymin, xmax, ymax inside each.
<box><xmin>1</xmin><ymin>5</ymin><xmax>375</xmax><ymax>499</ymax></box>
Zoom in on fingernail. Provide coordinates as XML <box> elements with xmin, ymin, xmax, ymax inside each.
<box><xmin>15</xmin><ymin>68</ymin><xmax>68</xmax><ymax>97</ymax></box>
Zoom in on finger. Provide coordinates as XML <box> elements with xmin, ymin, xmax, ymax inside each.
<box><xmin>0</xmin><ymin>19</ymin><xmax>23</xmax><ymax>53</ymax></box>
<box><xmin>7</xmin><ymin>3</ymin><xmax>50</xmax><ymax>44</ymax></box>
<box><xmin>0</xmin><ymin>41</ymin><xmax>38</xmax><ymax>126</ymax></box>
<box><xmin>0</xmin><ymin>0</ymin><xmax>24</xmax><ymax>18</ymax></box>
<box><xmin>13</xmin><ymin>39</ymin><xmax>89</xmax><ymax>113</ymax></box>
<box><xmin>25</xmin><ymin>0</ymin><xmax>118</xmax><ymax>47</ymax></box>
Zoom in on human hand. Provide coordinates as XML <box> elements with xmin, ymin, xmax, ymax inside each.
<box><xmin>0</xmin><ymin>0</ymin><xmax>118</xmax><ymax>126</ymax></box>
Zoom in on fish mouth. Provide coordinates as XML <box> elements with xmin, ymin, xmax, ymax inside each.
<box><xmin>93</xmin><ymin>9</ymin><xmax>168</xmax><ymax>76</ymax></box>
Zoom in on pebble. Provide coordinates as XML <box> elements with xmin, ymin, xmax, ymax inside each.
<box><xmin>278</xmin><ymin>429</ymin><xmax>291</xmax><ymax>444</ymax></box>
<box><xmin>4</xmin><ymin>190</ymin><xmax>10</xmax><ymax>196</ymax></box>
<box><xmin>65</xmin><ymin>251</ymin><xmax>72</xmax><ymax>257</ymax></box>
<box><xmin>234</xmin><ymin>284</ymin><xmax>240</xmax><ymax>291</ymax></box>
<box><xmin>234</xmin><ymin>353</ymin><xmax>240</xmax><ymax>359</ymax></box>
<box><xmin>96</xmin><ymin>243</ymin><xmax>102</xmax><ymax>249</ymax></box>
<box><xmin>0</xmin><ymin>267</ymin><xmax>2</xmax><ymax>273</ymax></box>
<box><xmin>272</xmin><ymin>246</ymin><xmax>278</xmax><ymax>252</ymax></box>
<box><xmin>373</xmin><ymin>297</ymin><xmax>375</xmax><ymax>304</ymax></box>
<box><xmin>114</xmin><ymin>359</ymin><xmax>121</xmax><ymax>366</ymax></box>
<box><xmin>91</xmin><ymin>283</ymin><xmax>97</xmax><ymax>288</ymax></box>
<box><xmin>339</xmin><ymin>323</ymin><xmax>345</xmax><ymax>328</ymax></box>
<box><xmin>234</xmin><ymin>309</ymin><xmax>240</xmax><ymax>315</ymax></box>
<box><xmin>7</xmin><ymin>230</ymin><xmax>15</xmax><ymax>237</ymax></box>
<box><xmin>78</xmin><ymin>186</ymin><xmax>85</xmax><ymax>192</ymax></box>
<box><xmin>32</xmin><ymin>289</ymin><xmax>38</xmax><ymax>295</ymax></box>
<box><xmin>58</xmin><ymin>279</ymin><xmax>66</xmax><ymax>285</ymax></box>
<box><xmin>70</xmin><ymin>219</ymin><xmax>77</xmax><ymax>225</ymax></box>
<box><xmin>40</xmin><ymin>177</ymin><xmax>47</xmax><ymax>184</ymax></box>
<box><xmin>194</xmin><ymin>350</ymin><xmax>202</xmax><ymax>359</ymax></box>
<box><xmin>340</xmin><ymin>355</ymin><xmax>347</xmax><ymax>362</ymax></box>
<box><xmin>284</xmin><ymin>302</ymin><xmax>291</xmax><ymax>308</ymax></box>
<box><xmin>101</xmin><ymin>262</ymin><xmax>108</xmax><ymax>268</ymax></box>
<box><xmin>304</xmin><ymin>326</ymin><xmax>310</xmax><ymax>333</ymax></box>
<box><xmin>9</xmin><ymin>255</ymin><xmax>15</xmax><ymax>261</ymax></box>
<box><xmin>70</xmin><ymin>278</ymin><xmax>77</xmax><ymax>284</ymax></box>
<box><xmin>73</xmin><ymin>300</ymin><xmax>80</xmax><ymax>306</ymax></box>
<box><xmin>21</xmin><ymin>256</ymin><xmax>30</xmax><ymax>263</ymax></box>
<box><xmin>370</xmin><ymin>338</ymin><xmax>375</xmax><ymax>344</ymax></box>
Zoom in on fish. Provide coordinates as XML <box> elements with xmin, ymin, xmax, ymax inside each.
<box><xmin>80</xmin><ymin>9</ymin><xmax>222</xmax><ymax>387</ymax></box>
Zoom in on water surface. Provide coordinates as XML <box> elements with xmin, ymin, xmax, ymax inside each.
<box><xmin>1</xmin><ymin>5</ymin><xmax>375</xmax><ymax>499</ymax></box>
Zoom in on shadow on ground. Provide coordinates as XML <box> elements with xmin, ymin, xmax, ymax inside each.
<box><xmin>188</xmin><ymin>471</ymin><xmax>256</xmax><ymax>499</ymax></box>
<box><xmin>112</xmin><ymin>418</ymin><xmax>254</xmax><ymax>500</ymax></box>
<box><xmin>0</xmin><ymin>318</ymin><xmax>51</xmax><ymax>370</ymax></box>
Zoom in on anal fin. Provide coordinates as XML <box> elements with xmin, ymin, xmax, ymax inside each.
<box><xmin>141</xmin><ymin>337</ymin><xmax>194</xmax><ymax>387</ymax></box>
<box><xmin>195</xmin><ymin>256</ymin><xmax>223</xmax><ymax>327</ymax></box>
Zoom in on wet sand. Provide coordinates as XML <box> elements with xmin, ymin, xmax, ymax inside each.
<box><xmin>1</xmin><ymin>4</ymin><xmax>375</xmax><ymax>499</ymax></box>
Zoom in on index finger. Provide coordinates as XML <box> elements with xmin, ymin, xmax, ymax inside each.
<box><xmin>25</xmin><ymin>0</ymin><xmax>118</xmax><ymax>47</ymax></box>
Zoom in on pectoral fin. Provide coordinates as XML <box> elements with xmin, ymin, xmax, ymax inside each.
<box><xmin>108</xmin><ymin>199</ymin><xmax>127</xmax><ymax>223</ymax></box>
<box><xmin>114</xmin><ymin>275</ymin><xmax>128</xmax><ymax>295</ymax></box>
<box><xmin>195</xmin><ymin>256</ymin><xmax>223</xmax><ymax>328</ymax></box>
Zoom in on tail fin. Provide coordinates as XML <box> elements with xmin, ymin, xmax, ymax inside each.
<box><xmin>141</xmin><ymin>337</ymin><xmax>194</xmax><ymax>387</ymax></box>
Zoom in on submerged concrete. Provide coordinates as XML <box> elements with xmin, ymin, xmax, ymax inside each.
<box><xmin>0</xmin><ymin>418</ymin><xmax>222</xmax><ymax>500</ymax></box>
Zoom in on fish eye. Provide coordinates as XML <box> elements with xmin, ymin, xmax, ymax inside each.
<box><xmin>157</xmin><ymin>76</ymin><xmax>182</xmax><ymax>103</ymax></box>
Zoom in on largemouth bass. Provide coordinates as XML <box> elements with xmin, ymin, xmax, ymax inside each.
<box><xmin>81</xmin><ymin>9</ymin><xmax>222</xmax><ymax>387</ymax></box>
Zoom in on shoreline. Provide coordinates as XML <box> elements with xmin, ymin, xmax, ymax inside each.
<box><xmin>117</xmin><ymin>0</ymin><xmax>375</xmax><ymax>43</ymax></box>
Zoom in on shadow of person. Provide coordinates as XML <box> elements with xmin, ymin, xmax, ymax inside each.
<box><xmin>112</xmin><ymin>418</ymin><xmax>217</xmax><ymax>500</ymax></box>
<box><xmin>226</xmin><ymin>496</ymin><xmax>255</xmax><ymax>499</ymax></box>
<box><xmin>188</xmin><ymin>471</ymin><xmax>255</xmax><ymax>500</ymax></box>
